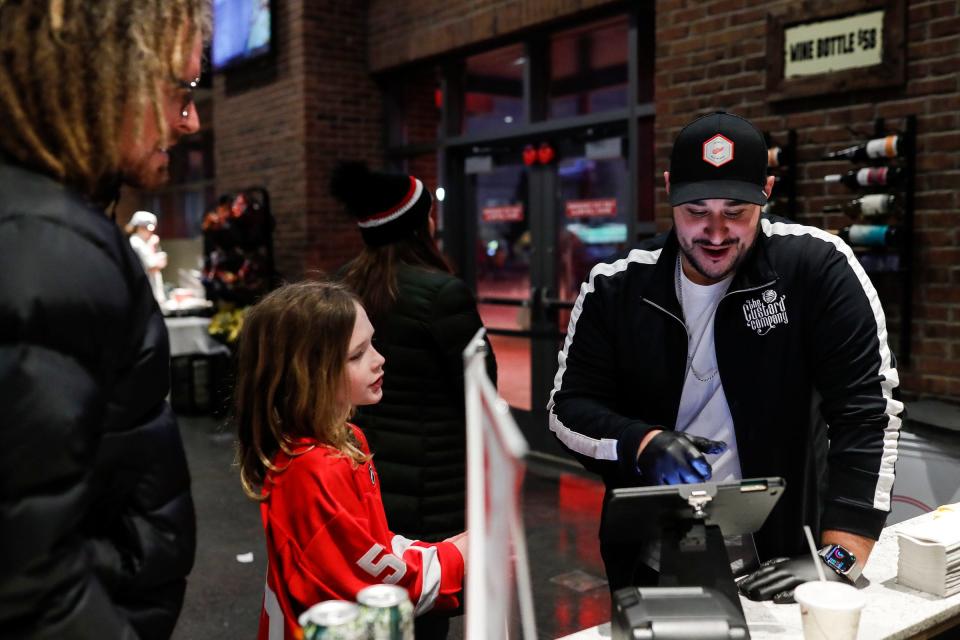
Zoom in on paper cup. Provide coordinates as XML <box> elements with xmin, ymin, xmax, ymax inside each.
<box><xmin>794</xmin><ymin>581</ymin><xmax>866</xmax><ymax>640</ymax></box>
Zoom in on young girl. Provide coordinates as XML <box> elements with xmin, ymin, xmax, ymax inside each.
<box><xmin>235</xmin><ymin>281</ymin><xmax>467</xmax><ymax>640</ymax></box>
<box><xmin>333</xmin><ymin>162</ymin><xmax>496</xmax><ymax>547</ymax></box>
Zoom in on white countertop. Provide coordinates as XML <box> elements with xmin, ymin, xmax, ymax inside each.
<box><xmin>558</xmin><ymin>515</ymin><xmax>960</xmax><ymax>639</ymax></box>
<box><xmin>164</xmin><ymin>316</ymin><xmax>231</xmax><ymax>358</ymax></box>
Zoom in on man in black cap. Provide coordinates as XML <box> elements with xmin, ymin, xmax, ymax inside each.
<box><xmin>548</xmin><ymin>111</ymin><xmax>902</xmax><ymax>600</ymax></box>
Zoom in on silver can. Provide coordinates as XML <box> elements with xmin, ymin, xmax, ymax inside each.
<box><xmin>356</xmin><ymin>584</ymin><xmax>415</xmax><ymax>640</ymax></box>
<box><xmin>298</xmin><ymin>600</ymin><xmax>366</xmax><ymax>640</ymax></box>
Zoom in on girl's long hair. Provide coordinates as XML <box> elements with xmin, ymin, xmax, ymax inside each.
<box><xmin>0</xmin><ymin>1</ymin><xmax>210</xmax><ymax>200</ymax></box>
<box><xmin>341</xmin><ymin>220</ymin><xmax>453</xmax><ymax>319</ymax></box>
<box><xmin>235</xmin><ymin>280</ymin><xmax>369</xmax><ymax>500</ymax></box>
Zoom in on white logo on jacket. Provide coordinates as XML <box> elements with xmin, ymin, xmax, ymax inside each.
<box><xmin>743</xmin><ymin>290</ymin><xmax>788</xmax><ymax>335</ymax></box>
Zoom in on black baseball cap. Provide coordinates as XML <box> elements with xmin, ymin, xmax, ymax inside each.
<box><xmin>668</xmin><ymin>111</ymin><xmax>768</xmax><ymax>206</ymax></box>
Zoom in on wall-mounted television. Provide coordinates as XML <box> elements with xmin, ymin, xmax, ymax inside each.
<box><xmin>212</xmin><ymin>0</ymin><xmax>274</xmax><ymax>71</ymax></box>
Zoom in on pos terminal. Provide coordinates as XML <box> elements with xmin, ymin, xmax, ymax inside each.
<box><xmin>604</xmin><ymin>478</ymin><xmax>785</xmax><ymax>640</ymax></box>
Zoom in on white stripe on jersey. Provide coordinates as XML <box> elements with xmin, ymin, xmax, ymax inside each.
<box><xmin>547</xmin><ymin>248</ymin><xmax>663</xmax><ymax>460</ymax></box>
<box><xmin>263</xmin><ymin>581</ymin><xmax>284</xmax><ymax>640</ymax></box>
<box><xmin>390</xmin><ymin>534</ymin><xmax>442</xmax><ymax>615</ymax></box>
<box><xmin>761</xmin><ymin>218</ymin><xmax>903</xmax><ymax>511</ymax></box>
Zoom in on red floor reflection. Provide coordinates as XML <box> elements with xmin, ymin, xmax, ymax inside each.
<box><xmin>523</xmin><ymin>468</ymin><xmax>610</xmax><ymax>638</ymax></box>
<box><xmin>488</xmin><ymin>334</ymin><xmax>532</xmax><ymax>410</ymax></box>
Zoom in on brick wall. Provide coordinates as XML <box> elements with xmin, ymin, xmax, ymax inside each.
<box><xmin>368</xmin><ymin>0</ymin><xmax>621</xmax><ymax>71</ymax></box>
<box><xmin>213</xmin><ymin>0</ymin><xmax>307</xmax><ymax>282</ymax></box>
<box><xmin>214</xmin><ymin>0</ymin><xmax>378</xmax><ymax>281</ymax></box>
<box><xmin>654</xmin><ymin>0</ymin><xmax>960</xmax><ymax>400</ymax></box>
<box><xmin>214</xmin><ymin>0</ymin><xmax>959</xmax><ymax>400</ymax></box>
<box><xmin>302</xmin><ymin>2</ymin><xmax>380</xmax><ymax>275</ymax></box>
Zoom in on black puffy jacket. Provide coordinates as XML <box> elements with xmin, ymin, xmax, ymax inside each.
<box><xmin>0</xmin><ymin>161</ymin><xmax>196</xmax><ymax>639</ymax></box>
<box><xmin>351</xmin><ymin>264</ymin><xmax>496</xmax><ymax>542</ymax></box>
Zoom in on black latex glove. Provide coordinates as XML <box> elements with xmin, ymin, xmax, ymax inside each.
<box><xmin>636</xmin><ymin>431</ymin><xmax>727</xmax><ymax>485</ymax></box>
<box><xmin>737</xmin><ymin>555</ymin><xmax>846</xmax><ymax>603</ymax></box>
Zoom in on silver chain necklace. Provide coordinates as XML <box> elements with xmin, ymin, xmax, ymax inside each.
<box><xmin>676</xmin><ymin>256</ymin><xmax>720</xmax><ymax>383</ymax></box>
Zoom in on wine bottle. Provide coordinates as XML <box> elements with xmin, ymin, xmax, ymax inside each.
<box><xmin>823</xmin><ymin>194</ymin><xmax>897</xmax><ymax>219</ymax></box>
<box><xmin>822</xmin><ymin>135</ymin><xmax>903</xmax><ymax>161</ymax></box>
<box><xmin>767</xmin><ymin>146</ymin><xmax>788</xmax><ymax>169</ymax></box>
<box><xmin>824</xmin><ymin>167</ymin><xmax>903</xmax><ymax>189</ymax></box>
<box><xmin>833</xmin><ymin>224</ymin><xmax>900</xmax><ymax>247</ymax></box>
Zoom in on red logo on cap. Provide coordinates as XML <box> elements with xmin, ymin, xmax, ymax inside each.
<box><xmin>703</xmin><ymin>134</ymin><xmax>734</xmax><ymax>167</ymax></box>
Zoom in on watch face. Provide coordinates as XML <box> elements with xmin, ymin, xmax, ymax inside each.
<box><xmin>824</xmin><ymin>546</ymin><xmax>856</xmax><ymax>574</ymax></box>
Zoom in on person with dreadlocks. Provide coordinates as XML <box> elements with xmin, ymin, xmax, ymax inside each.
<box><xmin>0</xmin><ymin>2</ymin><xmax>210</xmax><ymax>638</ymax></box>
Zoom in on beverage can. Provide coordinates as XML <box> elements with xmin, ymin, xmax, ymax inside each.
<box><xmin>298</xmin><ymin>600</ymin><xmax>366</xmax><ymax>640</ymax></box>
<box><xmin>356</xmin><ymin>584</ymin><xmax>415</xmax><ymax>640</ymax></box>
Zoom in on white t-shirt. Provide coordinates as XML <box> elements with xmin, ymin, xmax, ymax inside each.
<box><xmin>675</xmin><ymin>260</ymin><xmax>757</xmax><ymax>575</ymax></box>
<box><xmin>675</xmin><ymin>265</ymin><xmax>740</xmax><ymax>482</ymax></box>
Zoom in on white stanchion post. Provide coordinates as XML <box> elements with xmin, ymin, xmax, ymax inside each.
<box><xmin>463</xmin><ymin>329</ymin><xmax>536</xmax><ymax>640</ymax></box>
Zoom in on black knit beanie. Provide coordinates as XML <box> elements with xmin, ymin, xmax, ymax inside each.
<box><xmin>330</xmin><ymin>162</ymin><xmax>433</xmax><ymax>247</ymax></box>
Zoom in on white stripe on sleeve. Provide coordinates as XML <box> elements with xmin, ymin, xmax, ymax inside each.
<box><xmin>762</xmin><ymin>218</ymin><xmax>903</xmax><ymax>511</ymax></box>
<box><xmin>546</xmin><ymin>248</ymin><xmax>662</xmax><ymax>461</ymax></box>
<box><xmin>264</xmin><ymin>581</ymin><xmax>284</xmax><ymax>640</ymax></box>
<box><xmin>391</xmin><ymin>535</ymin><xmax>442</xmax><ymax>615</ymax></box>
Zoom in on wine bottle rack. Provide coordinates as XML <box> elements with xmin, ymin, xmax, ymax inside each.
<box><xmin>764</xmin><ymin>129</ymin><xmax>798</xmax><ymax>219</ymax></box>
<box><xmin>900</xmin><ymin>114</ymin><xmax>916</xmax><ymax>367</ymax></box>
<box><xmin>822</xmin><ymin>116</ymin><xmax>915</xmax><ymax>366</ymax></box>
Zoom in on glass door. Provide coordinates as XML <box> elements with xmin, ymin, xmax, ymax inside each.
<box><xmin>462</xmin><ymin>127</ymin><xmax>630</xmax><ymax>457</ymax></box>
<box><xmin>468</xmin><ymin>145</ymin><xmax>534</xmax><ymax>414</ymax></box>
<box><xmin>551</xmin><ymin>131</ymin><xmax>631</xmax><ymax>332</ymax></box>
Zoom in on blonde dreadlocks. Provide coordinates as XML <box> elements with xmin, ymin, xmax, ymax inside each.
<box><xmin>0</xmin><ymin>0</ymin><xmax>211</xmax><ymax>201</ymax></box>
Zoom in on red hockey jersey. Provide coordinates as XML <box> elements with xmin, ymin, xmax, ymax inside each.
<box><xmin>258</xmin><ymin>426</ymin><xmax>464</xmax><ymax>640</ymax></box>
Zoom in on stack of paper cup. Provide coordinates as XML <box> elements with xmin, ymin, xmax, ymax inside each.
<box><xmin>793</xmin><ymin>581</ymin><xmax>866</xmax><ymax>640</ymax></box>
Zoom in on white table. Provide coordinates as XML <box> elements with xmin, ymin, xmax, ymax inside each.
<box><xmin>558</xmin><ymin>516</ymin><xmax>960</xmax><ymax>639</ymax></box>
<box><xmin>164</xmin><ymin>317</ymin><xmax>230</xmax><ymax>358</ymax></box>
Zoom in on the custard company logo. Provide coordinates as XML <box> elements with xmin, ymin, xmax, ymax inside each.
<box><xmin>743</xmin><ymin>290</ymin><xmax>788</xmax><ymax>335</ymax></box>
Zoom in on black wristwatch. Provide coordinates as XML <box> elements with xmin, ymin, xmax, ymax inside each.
<box><xmin>818</xmin><ymin>544</ymin><xmax>861</xmax><ymax>582</ymax></box>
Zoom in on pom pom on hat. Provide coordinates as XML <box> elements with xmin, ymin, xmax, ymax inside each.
<box><xmin>330</xmin><ymin>161</ymin><xmax>432</xmax><ymax>247</ymax></box>
<box><xmin>129</xmin><ymin>210</ymin><xmax>158</xmax><ymax>229</ymax></box>
<box><xmin>330</xmin><ymin>162</ymin><xmax>372</xmax><ymax>212</ymax></box>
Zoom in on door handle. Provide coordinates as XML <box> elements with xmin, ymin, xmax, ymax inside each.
<box><xmin>540</xmin><ymin>287</ymin><xmax>575</xmax><ymax>310</ymax></box>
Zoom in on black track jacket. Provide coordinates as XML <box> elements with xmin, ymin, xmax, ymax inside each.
<box><xmin>548</xmin><ymin>216</ymin><xmax>902</xmax><ymax>561</ymax></box>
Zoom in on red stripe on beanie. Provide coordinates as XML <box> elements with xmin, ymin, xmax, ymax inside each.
<box><xmin>359</xmin><ymin>177</ymin><xmax>417</xmax><ymax>224</ymax></box>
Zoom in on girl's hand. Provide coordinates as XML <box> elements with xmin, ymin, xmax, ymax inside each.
<box><xmin>445</xmin><ymin>531</ymin><xmax>468</xmax><ymax>573</ymax></box>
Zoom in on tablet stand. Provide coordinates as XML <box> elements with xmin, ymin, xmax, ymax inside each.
<box><xmin>658</xmin><ymin>490</ymin><xmax>743</xmax><ymax>619</ymax></box>
<box><xmin>607</xmin><ymin>479</ymin><xmax>785</xmax><ymax>640</ymax></box>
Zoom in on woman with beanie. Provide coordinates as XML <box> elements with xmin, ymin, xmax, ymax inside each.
<box><xmin>333</xmin><ymin>162</ymin><xmax>496</xmax><ymax>639</ymax></box>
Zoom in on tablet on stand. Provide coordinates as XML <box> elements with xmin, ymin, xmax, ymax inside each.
<box><xmin>604</xmin><ymin>477</ymin><xmax>785</xmax><ymax>640</ymax></box>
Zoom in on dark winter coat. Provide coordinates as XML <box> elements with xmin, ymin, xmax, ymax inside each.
<box><xmin>0</xmin><ymin>161</ymin><xmax>196</xmax><ymax>639</ymax></box>
<box><xmin>352</xmin><ymin>264</ymin><xmax>496</xmax><ymax>542</ymax></box>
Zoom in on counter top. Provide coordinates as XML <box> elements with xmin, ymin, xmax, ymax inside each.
<box><xmin>164</xmin><ymin>316</ymin><xmax>231</xmax><ymax>358</ymax></box>
<box><xmin>558</xmin><ymin>514</ymin><xmax>960</xmax><ymax>639</ymax></box>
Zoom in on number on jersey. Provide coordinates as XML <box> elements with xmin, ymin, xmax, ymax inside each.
<box><xmin>357</xmin><ymin>543</ymin><xmax>406</xmax><ymax>583</ymax></box>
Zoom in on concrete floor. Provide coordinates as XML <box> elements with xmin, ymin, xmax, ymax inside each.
<box><xmin>170</xmin><ymin>414</ymin><xmax>611</xmax><ymax>640</ymax></box>
<box><xmin>171</xmin><ymin>415</ymin><xmax>265</xmax><ymax>638</ymax></box>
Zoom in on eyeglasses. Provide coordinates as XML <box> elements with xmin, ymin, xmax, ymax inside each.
<box><xmin>174</xmin><ymin>77</ymin><xmax>200</xmax><ymax>118</ymax></box>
